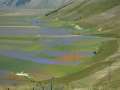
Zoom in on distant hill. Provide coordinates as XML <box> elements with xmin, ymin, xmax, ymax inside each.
<box><xmin>0</xmin><ymin>0</ymin><xmax>71</xmax><ymax>9</ymax></box>
<box><xmin>0</xmin><ymin>0</ymin><xmax>31</xmax><ymax>8</ymax></box>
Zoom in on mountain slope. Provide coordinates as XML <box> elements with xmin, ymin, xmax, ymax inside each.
<box><xmin>0</xmin><ymin>0</ymin><xmax>31</xmax><ymax>8</ymax></box>
<box><xmin>44</xmin><ymin>0</ymin><xmax>120</xmax><ymax>89</ymax></box>
<box><xmin>0</xmin><ymin>0</ymin><xmax>70</xmax><ymax>9</ymax></box>
<box><xmin>47</xmin><ymin>0</ymin><xmax>120</xmax><ymax>37</ymax></box>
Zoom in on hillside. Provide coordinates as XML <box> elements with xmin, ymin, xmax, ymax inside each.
<box><xmin>0</xmin><ymin>0</ymin><xmax>69</xmax><ymax>9</ymax></box>
<box><xmin>45</xmin><ymin>0</ymin><xmax>120</xmax><ymax>89</ymax></box>
<box><xmin>47</xmin><ymin>0</ymin><xmax>120</xmax><ymax>37</ymax></box>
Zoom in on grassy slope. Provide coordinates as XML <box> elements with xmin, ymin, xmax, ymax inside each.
<box><xmin>47</xmin><ymin>0</ymin><xmax>120</xmax><ymax>37</ymax></box>
<box><xmin>54</xmin><ymin>40</ymin><xmax>119</xmax><ymax>82</ymax></box>
<box><xmin>46</xmin><ymin>0</ymin><xmax>120</xmax><ymax>89</ymax></box>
